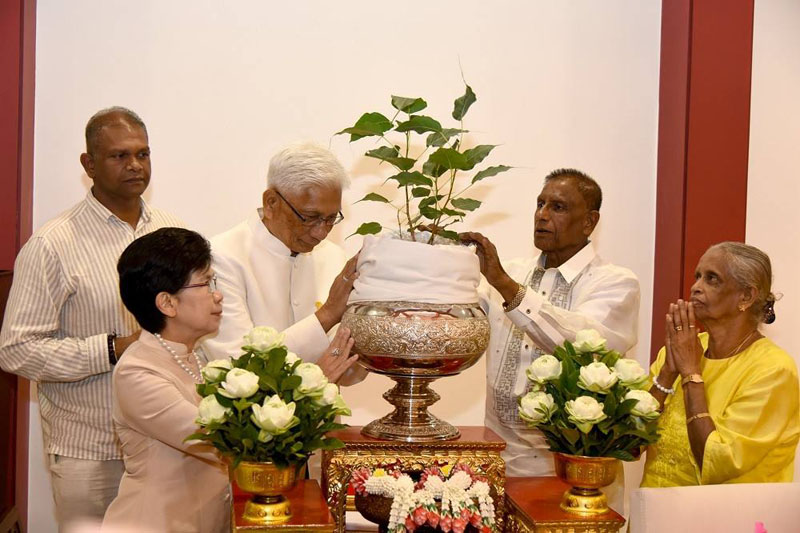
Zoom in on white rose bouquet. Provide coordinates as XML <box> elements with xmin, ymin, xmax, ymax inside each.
<box><xmin>518</xmin><ymin>329</ymin><xmax>661</xmax><ymax>460</ymax></box>
<box><xmin>187</xmin><ymin>326</ymin><xmax>350</xmax><ymax>468</ymax></box>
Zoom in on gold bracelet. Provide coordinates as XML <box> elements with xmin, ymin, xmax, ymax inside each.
<box><xmin>502</xmin><ymin>283</ymin><xmax>527</xmax><ymax>312</ymax></box>
<box><xmin>682</xmin><ymin>373</ymin><xmax>704</xmax><ymax>386</ymax></box>
<box><xmin>686</xmin><ymin>412</ymin><xmax>711</xmax><ymax>424</ymax></box>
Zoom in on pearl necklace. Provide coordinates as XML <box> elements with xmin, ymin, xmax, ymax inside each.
<box><xmin>154</xmin><ymin>333</ymin><xmax>203</xmax><ymax>383</ymax></box>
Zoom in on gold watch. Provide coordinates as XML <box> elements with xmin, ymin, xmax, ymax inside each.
<box><xmin>682</xmin><ymin>373</ymin><xmax>704</xmax><ymax>386</ymax></box>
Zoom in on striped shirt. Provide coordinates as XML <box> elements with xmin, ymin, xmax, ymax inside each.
<box><xmin>0</xmin><ymin>192</ymin><xmax>183</xmax><ymax>460</ymax></box>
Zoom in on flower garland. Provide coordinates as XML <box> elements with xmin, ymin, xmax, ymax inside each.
<box><xmin>351</xmin><ymin>464</ymin><xmax>495</xmax><ymax>533</ymax></box>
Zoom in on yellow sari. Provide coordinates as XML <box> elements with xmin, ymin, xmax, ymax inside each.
<box><xmin>641</xmin><ymin>333</ymin><xmax>799</xmax><ymax>487</ymax></box>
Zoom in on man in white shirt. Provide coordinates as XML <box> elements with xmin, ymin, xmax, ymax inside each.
<box><xmin>0</xmin><ymin>107</ymin><xmax>183</xmax><ymax>530</ymax></box>
<box><xmin>203</xmin><ymin>143</ymin><xmax>360</xmax><ymax>382</ymax></box>
<box><xmin>462</xmin><ymin>168</ymin><xmax>640</xmax><ymax>477</ymax></box>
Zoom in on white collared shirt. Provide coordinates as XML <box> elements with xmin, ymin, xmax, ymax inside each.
<box><xmin>0</xmin><ymin>192</ymin><xmax>183</xmax><ymax>460</ymax></box>
<box><xmin>202</xmin><ymin>209</ymin><xmax>346</xmax><ymax>362</ymax></box>
<box><xmin>480</xmin><ymin>243</ymin><xmax>640</xmax><ymax>476</ymax></box>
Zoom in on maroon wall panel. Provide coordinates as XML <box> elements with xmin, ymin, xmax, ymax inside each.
<box><xmin>651</xmin><ymin>0</ymin><xmax>754</xmax><ymax>360</ymax></box>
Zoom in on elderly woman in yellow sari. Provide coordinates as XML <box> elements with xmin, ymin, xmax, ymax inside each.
<box><xmin>641</xmin><ymin>242</ymin><xmax>799</xmax><ymax>486</ymax></box>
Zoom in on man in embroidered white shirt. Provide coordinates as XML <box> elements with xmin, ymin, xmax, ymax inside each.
<box><xmin>203</xmin><ymin>143</ymin><xmax>360</xmax><ymax>383</ymax></box>
<box><xmin>462</xmin><ymin>168</ymin><xmax>640</xmax><ymax>477</ymax></box>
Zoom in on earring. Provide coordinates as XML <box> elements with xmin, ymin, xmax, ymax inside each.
<box><xmin>738</xmin><ymin>304</ymin><xmax>746</xmax><ymax>312</ymax></box>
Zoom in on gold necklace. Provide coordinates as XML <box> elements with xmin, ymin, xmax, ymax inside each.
<box><xmin>707</xmin><ymin>329</ymin><xmax>758</xmax><ymax>359</ymax></box>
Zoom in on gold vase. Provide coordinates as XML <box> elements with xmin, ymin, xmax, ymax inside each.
<box><xmin>553</xmin><ymin>453</ymin><xmax>619</xmax><ymax>515</ymax></box>
<box><xmin>232</xmin><ymin>461</ymin><xmax>303</xmax><ymax>524</ymax></box>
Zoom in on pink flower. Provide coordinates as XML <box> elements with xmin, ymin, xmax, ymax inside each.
<box><xmin>427</xmin><ymin>511</ymin><xmax>440</xmax><ymax>528</ymax></box>
<box><xmin>415</xmin><ymin>466</ymin><xmax>444</xmax><ymax>489</ymax></box>
<box><xmin>405</xmin><ymin>515</ymin><xmax>417</xmax><ymax>531</ymax></box>
<box><xmin>350</xmin><ymin>467</ymin><xmax>370</xmax><ymax>496</ymax></box>
<box><xmin>470</xmin><ymin>511</ymin><xmax>483</xmax><ymax>527</ymax></box>
<box><xmin>440</xmin><ymin>515</ymin><xmax>453</xmax><ymax>532</ymax></box>
<box><xmin>413</xmin><ymin>506</ymin><xmax>428</xmax><ymax>526</ymax></box>
<box><xmin>755</xmin><ymin>523</ymin><xmax>767</xmax><ymax>533</ymax></box>
<box><xmin>452</xmin><ymin>517</ymin><xmax>468</xmax><ymax>533</ymax></box>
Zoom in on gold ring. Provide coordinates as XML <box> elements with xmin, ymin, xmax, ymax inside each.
<box><xmin>675</xmin><ymin>326</ymin><xmax>683</xmax><ymax>332</ymax></box>
<box><xmin>342</xmin><ymin>275</ymin><xmax>349</xmax><ymax>282</ymax></box>
<box><xmin>331</xmin><ymin>348</ymin><xmax>341</xmax><ymax>356</ymax></box>
<box><xmin>689</xmin><ymin>324</ymin><xmax>696</xmax><ymax>329</ymax></box>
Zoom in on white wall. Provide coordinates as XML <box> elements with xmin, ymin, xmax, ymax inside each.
<box><xmin>746</xmin><ymin>0</ymin><xmax>800</xmax><ymax>479</ymax></box>
<box><xmin>29</xmin><ymin>1</ymin><xmax>662</xmax><ymax>530</ymax></box>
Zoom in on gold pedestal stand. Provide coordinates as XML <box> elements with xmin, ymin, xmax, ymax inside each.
<box><xmin>321</xmin><ymin>426</ymin><xmax>506</xmax><ymax>533</ymax></box>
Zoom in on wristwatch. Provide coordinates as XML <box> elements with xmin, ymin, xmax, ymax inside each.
<box><xmin>682</xmin><ymin>373</ymin><xmax>704</xmax><ymax>386</ymax></box>
<box><xmin>107</xmin><ymin>333</ymin><xmax>118</xmax><ymax>366</ymax></box>
<box><xmin>502</xmin><ymin>284</ymin><xmax>527</xmax><ymax>312</ymax></box>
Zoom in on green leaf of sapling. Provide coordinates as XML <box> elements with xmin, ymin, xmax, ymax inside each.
<box><xmin>395</xmin><ymin>115</ymin><xmax>442</xmax><ymax>135</ymax></box>
<box><xmin>450</xmin><ymin>198</ymin><xmax>481</xmax><ymax>211</ymax></box>
<box><xmin>351</xmin><ymin>222</ymin><xmax>382</xmax><ymax>237</ymax></box>
<box><xmin>452</xmin><ymin>85</ymin><xmax>477</xmax><ymax>121</ymax></box>
<box><xmin>336</xmin><ymin>112</ymin><xmax>393</xmax><ymax>142</ymax></box>
<box><xmin>471</xmin><ymin>165</ymin><xmax>512</xmax><ymax>184</ymax></box>
<box><xmin>426</xmin><ymin>128</ymin><xmax>466</xmax><ymax>147</ymax></box>
<box><xmin>427</xmin><ymin>147</ymin><xmax>470</xmax><ymax>171</ymax></box>
<box><xmin>391</xmin><ymin>96</ymin><xmax>427</xmax><ymax>114</ymax></box>
<box><xmin>389</xmin><ymin>171</ymin><xmax>433</xmax><ymax>188</ymax></box>
<box><xmin>365</xmin><ymin>146</ymin><xmax>415</xmax><ymax>171</ymax></box>
<box><xmin>463</xmin><ymin>145</ymin><xmax>496</xmax><ymax>170</ymax></box>
<box><xmin>356</xmin><ymin>192</ymin><xmax>391</xmax><ymax>204</ymax></box>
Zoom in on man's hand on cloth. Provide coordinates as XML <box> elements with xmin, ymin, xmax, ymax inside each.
<box><xmin>316</xmin><ymin>253</ymin><xmax>359</xmax><ymax>332</ymax></box>
<box><xmin>458</xmin><ymin>231</ymin><xmax>520</xmax><ymax>305</ymax></box>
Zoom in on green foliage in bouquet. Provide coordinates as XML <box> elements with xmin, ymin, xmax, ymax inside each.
<box><xmin>187</xmin><ymin>327</ymin><xmax>350</xmax><ymax>468</ymax></box>
<box><xmin>336</xmin><ymin>80</ymin><xmax>512</xmax><ymax>244</ymax></box>
<box><xmin>518</xmin><ymin>329</ymin><xmax>661</xmax><ymax>460</ymax></box>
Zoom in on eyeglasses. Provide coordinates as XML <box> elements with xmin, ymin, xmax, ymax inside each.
<box><xmin>182</xmin><ymin>274</ymin><xmax>218</xmax><ymax>293</ymax></box>
<box><xmin>275</xmin><ymin>190</ymin><xmax>344</xmax><ymax>227</ymax></box>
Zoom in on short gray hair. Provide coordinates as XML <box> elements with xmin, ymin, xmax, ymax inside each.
<box><xmin>708</xmin><ymin>241</ymin><xmax>777</xmax><ymax>324</ymax></box>
<box><xmin>85</xmin><ymin>106</ymin><xmax>147</xmax><ymax>154</ymax></box>
<box><xmin>267</xmin><ymin>142</ymin><xmax>349</xmax><ymax>196</ymax></box>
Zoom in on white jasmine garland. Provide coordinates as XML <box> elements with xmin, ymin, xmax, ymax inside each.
<box><xmin>243</xmin><ymin>326</ymin><xmax>286</xmax><ymax>352</ymax></box>
<box><xmin>423</xmin><ymin>474</ymin><xmax>444</xmax><ymax>497</ymax></box>
<box><xmin>387</xmin><ymin>475</ymin><xmax>415</xmax><ymax>533</ymax></box>
<box><xmin>201</xmin><ymin>359</ymin><xmax>232</xmax><ymax>382</ymax></box>
<box><xmin>614</xmin><ymin>358</ymin><xmax>649</xmax><ymax>389</ymax></box>
<box><xmin>364</xmin><ymin>475</ymin><xmax>397</xmax><ymax>497</ymax></box>
<box><xmin>578</xmin><ymin>361</ymin><xmax>618</xmax><ymax>394</ymax></box>
<box><xmin>625</xmin><ymin>389</ymin><xmax>661</xmax><ymax>419</ymax></box>
<box><xmin>468</xmin><ymin>481</ymin><xmax>495</xmax><ymax>524</ymax></box>
<box><xmin>196</xmin><ymin>395</ymin><xmax>231</xmax><ymax>425</ymax></box>
<box><xmin>526</xmin><ymin>354</ymin><xmax>562</xmax><ymax>383</ymax></box>
<box><xmin>566</xmin><ymin>396</ymin><xmax>608</xmax><ymax>433</ymax></box>
<box><xmin>447</xmin><ymin>470</ymin><xmax>473</xmax><ymax>491</ymax></box>
<box><xmin>519</xmin><ymin>391</ymin><xmax>556</xmax><ymax>425</ymax></box>
<box><xmin>573</xmin><ymin>329</ymin><xmax>608</xmax><ymax>353</ymax></box>
<box><xmin>219</xmin><ymin>368</ymin><xmax>260</xmax><ymax>398</ymax></box>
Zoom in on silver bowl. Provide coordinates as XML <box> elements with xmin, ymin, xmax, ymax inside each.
<box><xmin>342</xmin><ymin>301</ymin><xmax>490</xmax><ymax>442</ymax></box>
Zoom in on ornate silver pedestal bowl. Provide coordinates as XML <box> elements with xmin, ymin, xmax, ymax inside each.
<box><xmin>341</xmin><ymin>300</ymin><xmax>490</xmax><ymax>442</ymax></box>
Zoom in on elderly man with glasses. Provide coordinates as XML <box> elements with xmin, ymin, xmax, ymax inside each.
<box><xmin>202</xmin><ymin>143</ymin><xmax>360</xmax><ymax>383</ymax></box>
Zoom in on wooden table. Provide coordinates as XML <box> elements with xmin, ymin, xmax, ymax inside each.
<box><xmin>231</xmin><ymin>479</ymin><xmax>335</xmax><ymax>532</ymax></box>
<box><xmin>321</xmin><ymin>426</ymin><xmax>506</xmax><ymax>533</ymax></box>
<box><xmin>504</xmin><ymin>477</ymin><xmax>625</xmax><ymax>533</ymax></box>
